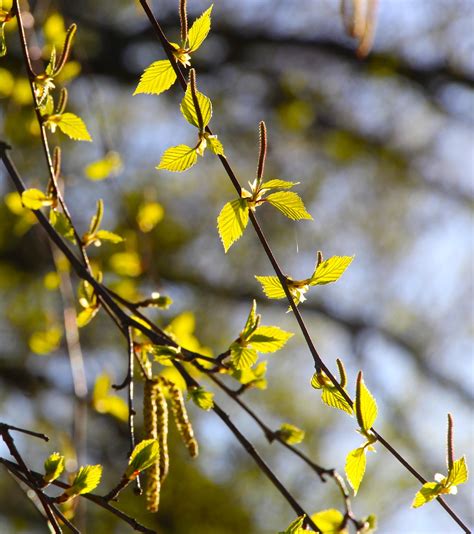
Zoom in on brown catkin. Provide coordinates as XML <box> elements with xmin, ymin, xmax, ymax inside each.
<box><xmin>161</xmin><ymin>377</ymin><xmax>199</xmax><ymax>458</ymax></box>
<box><xmin>143</xmin><ymin>379</ymin><xmax>161</xmax><ymax>512</ymax></box>
<box><xmin>155</xmin><ymin>383</ymin><xmax>169</xmax><ymax>482</ymax></box>
<box><xmin>54</xmin><ymin>24</ymin><xmax>77</xmax><ymax>76</ymax></box>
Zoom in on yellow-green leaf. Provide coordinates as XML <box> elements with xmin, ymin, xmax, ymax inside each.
<box><xmin>206</xmin><ymin>135</ymin><xmax>224</xmax><ymax>155</ymax></box>
<box><xmin>95</xmin><ymin>230</ymin><xmax>124</xmax><ymax>244</ymax></box>
<box><xmin>278</xmin><ymin>423</ymin><xmax>305</xmax><ymax>445</ymax></box>
<box><xmin>248</xmin><ymin>325</ymin><xmax>293</xmax><ymax>353</ymax></box>
<box><xmin>412</xmin><ymin>482</ymin><xmax>441</xmax><ymax>508</ymax></box>
<box><xmin>180</xmin><ymin>83</ymin><xmax>212</xmax><ymax>128</ymax></box>
<box><xmin>310</xmin><ymin>255</ymin><xmax>354</xmax><ymax>286</ymax></box>
<box><xmin>188</xmin><ymin>386</ymin><xmax>214</xmax><ymax>411</ymax></box>
<box><xmin>21</xmin><ymin>189</ymin><xmax>54</xmax><ymax>210</ymax></box>
<box><xmin>447</xmin><ymin>456</ymin><xmax>468</xmax><ymax>487</ymax></box>
<box><xmin>50</xmin><ymin>209</ymin><xmax>76</xmax><ymax>243</ymax></box>
<box><xmin>279</xmin><ymin>515</ymin><xmax>306</xmax><ymax>534</ymax></box>
<box><xmin>261</xmin><ymin>179</ymin><xmax>298</xmax><ymax>190</ymax></box>
<box><xmin>67</xmin><ymin>465</ymin><xmax>102</xmax><ymax>495</ymax></box>
<box><xmin>157</xmin><ymin>144</ymin><xmax>198</xmax><ymax>172</ymax></box>
<box><xmin>230</xmin><ymin>344</ymin><xmax>258</xmax><ymax>370</ymax></box>
<box><xmin>77</xmin><ymin>306</ymin><xmax>99</xmax><ymax>328</ymax></box>
<box><xmin>85</xmin><ymin>151</ymin><xmax>122</xmax><ymax>181</ymax></box>
<box><xmin>43</xmin><ymin>452</ymin><xmax>65</xmax><ymax>484</ymax></box>
<box><xmin>217</xmin><ymin>198</ymin><xmax>249</xmax><ymax>252</ymax></box>
<box><xmin>231</xmin><ymin>361</ymin><xmax>267</xmax><ymax>390</ymax></box>
<box><xmin>345</xmin><ymin>446</ymin><xmax>366</xmax><ymax>495</ymax></box>
<box><xmin>187</xmin><ymin>5</ymin><xmax>213</xmax><ymax>53</ymax></box>
<box><xmin>134</xmin><ymin>60</ymin><xmax>177</xmax><ymax>95</ymax></box>
<box><xmin>355</xmin><ymin>371</ymin><xmax>377</xmax><ymax>433</ymax></box>
<box><xmin>53</xmin><ymin>112</ymin><xmax>92</xmax><ymax>141</ymax></box>
<box><xmin>254</xmin><ymin>275</ymin><xmax>286</xmax><ymax>299</ymax></box>
<box><xmin>88</xmin><ymin>199</ymin><xmax>104</xmax><ymax>236</ymax></box>
<box><xmin>310</xmin><ymin>509</ymin><xmax>346</xmax><ymax>534</ymax></box>
<box><xmin>265</xmin><ymin>191</ymin><xmax>312</xmax><ymax>220</ymax></box>
<box><xmin>125</xmin><ymin>439</ymin><xmax>159</xmax><ymax>479</ymax></box>
<box><xmin>321</xmin><ymin>387</ymin><xmax>353</xmax><ymax>415</ymax></box>
<box><xmin>241</xmin><ymin>299</ymin><xmax>259</xmax><ymax>339</ymax></box>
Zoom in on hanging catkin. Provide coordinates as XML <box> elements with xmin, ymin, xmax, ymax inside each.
<box><xmin>161</xmin><ymin>377</ymin><xmax>199</xmax><ymax>458</ymax></box>
<box><xmin>143</xmin><ymin>379</ymin><xmax>161</xmax><ymax>512</ymax></box>
<box><xmin>155</xmin><ymin>381</ymin><xmax>169</xmax><ymax>482</ymax></box>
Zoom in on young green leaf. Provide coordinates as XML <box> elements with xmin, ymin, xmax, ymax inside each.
<box><xmin>205</xmin><ymin>134</ymin><xmax>224</xmax><ymax>155</ymax></box>
<box><xmin>265</xmin><ymin>191</ymin><xmax>312</xmax><ymax>220</ymax></box>
<box><xmin>50</xmin><ymin>209</ymin><xmax>76</xmax><ymax>243</ymax></box>
<box><xmin>88</xmin><ymin>199</ymin><xmax>104</xmax><ymax>236</ymax></box>
<box><xmin>47</xmin><ymin>112</ymin><xmax>92</xmax><ymax>141</ymax></box>
<box><xmin>77</xmin><ymin>305</ymin><xmax>100</xmax><ymax>328</ymax></box>
<box><xmin>345</xmin><ymin>446</ymin><xmax>366</xmax><ymax>495</ymax></box>
<box><xmin>355</xmin><ymin>371</ymin><xmax>377</xmax><ymax>433</ymax></box>
<box><xmin>412</xmin><ymin>482</ymin><xmax>442</xmax><ymax>508</ymax></box>
<box><xmin>278</xmin><ymin>515</ymin><xmax>306</xmax><ymax>534</ymax></box>
<box><xmin>43</xmin><ymin>452</ymin><xmax>65</xmax><ymax>484</ymax></box>
<box><xmin>254</xmin><ymin>276</ymin><xmax>286</xmax><ymax>299</ymax></box>
<box><xmin>217</xmin><ymin>198</ymin><xmax>249</xmax><ymax>252</ymax></box>
<box><xmin>310</xmin><ymin>509</ymin><xmax>346</xmax><ymax>534</ymax></box>
<box><xmin>247</xmin><ymin>325</ymin><xmax>293</xmax><ymax>353</ymax></box>
<box><xmin>125</xmin><ymin>439</ymin><xmax>159</xmax><ymax>479</ymax></box>
<box><xmin>188</xmin><ymin>386</ymin><xmax>215</xmax><ymax>411</ymax></box>
<box><xmin>446</xmin><ymin>456</ymin><xmax>468</xmax><ymax>487</ymax></box>
<box><xmin>311</xmin><ymin>371</ymin><xmax>353</xmax><ymax>415</ymax></box>
<box><xmin>230</xmin><ymin>344</ymin><xmax>258</xmax><ymax>370</ymax></box>
<box><xmin>180</xmin><ymin>83</ymin><xmax>212</xmax><ymax>129</ymax></box>
<box><xmin>261</xmin><ymin>179</ymin><xmax>299</xmax><ymax>190</ymax></box>
<box><xmin>277</xmin><ymin>423</ymin><xmax>305</xmax><ymax>445</ymax></box>
<box><xmin>187</xmin><ymin>5</ymin><xmax>213</xmax><ymax>53</ymax></box>
<box><xmin>231</xmin><ymin>361</ymin><xmax>267</xmax><ymax>390</ymax></box>
<box><xmin>22</xmin><ymin>189</ymin><xmax>54</xmax><ymax>210</ymax></box>
<box><xmin>95</xmin><ymin>230</ymin><xmax>124</xmax><ymax>244</ymax></box>
<box><xmin>241</xmin><ymin>299</ymin><xmax>260</xmax><ymax>339</ymax></box>
<box><xmin>134</xmin><ymin>60</ymin><xmax>177</xmax><ymax>96</ymax></box>
<box><xmin>310</xmin><ymin>255</ymin><xmax>354</xmax><ymax>286</ymax></box>
<box><xmin>157</xmin><ymin>145</ymin><xmax>198</xmax><ymax>172</ymax></box>
<box><xmin>67</xmin><ymin>464</ymin><xmax>102</xmax><ymax>496</ymax></box>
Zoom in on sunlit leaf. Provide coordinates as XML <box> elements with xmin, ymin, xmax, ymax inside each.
<box><xmin>310</xmin><ymin>255</ymin><xmax>354</xmax><ymax>286</ymax></box>
<box><xmin>241</xmin><ymin>299</ymin><xmax>259</xmax><ymax>339</ymax></box>
<box><xmin>188</xmin><ymin>386</ymin><xmax>215</xmax><ymax>411</ymax></box>
<box><xmin>261</xmin><ymin>179</ymin><xmax>298</xmax><ymax>190</ymax></box>
<box><xmin>345</xmin><ymin>446</ymin><xmax>366</xmax><ymax>495</ymax></box>
<box><xmin>95</xmin><ymin>230</ymin><xmax>124</xmax><ymax>244</ymax></box>
<box><xmin>206</xmin><ymin>135</ymin><xmax>224</xmax><ymax>155</ymax></box>
<box><xmin>230</xmin><ymin>344</ymin><xmax>258</xmax><ymax>370</ymax></box>
<box><xmin>134</xmin><ymin>60</ymin><xmax>177</xmax><ymax>95</ymax></box>
<box><xmin>21</xmin><ymin>189</ymin><xmax>54</xmax><ymax>210</ymax></box>
<box><xmin>310</xmin><ymin>509</ymin><xmax>346</xmax><ymax>534</ymax></box>
<box><xmin>217</xmin><ymin>198</ymin><xmax>249</xmax><ymax>252</ymax></box>
<box><xmin>180</xmin><ymin>83</ymin><xmax>212</xmax><ymax>129</ymax></box>
<box><xmin>355</xmin><ymin>372</ymin><xmax>377</xmax><ymax>433</ymax></box>
<box><xmin>157</xmin><ymin>145</ymin><xmax>198</xmax><ymax>172</ymax></box>
<box><xmin>248</xmin><ymin>325</ymin><xmax>293</xmax><ymax>353</ymax></box>
<box><xmin>187</xmin><ymin>5</ymin><xmax>213</xmax><ymax>53</ymax></box>
<box><xmin>125</xmin><ymin>439</ymin><xmax>159</xmax><ymax>479</ymax></box>
<box><xmin>265</xmin><ymin>191</ymin><xmax>312</xmax><ymax>220</ymax></box>
<box><xmin>278</xmin><ymin>515</ymin><xmax>306</xmax><ymax>534</ymax></box>
<box><xmin>412</xmin><ymin>482</ymin><xmax>442</xmax><ymax>508</ymax></box>
<box><xmin>254</xmin><ymin>276</ymin><xmax>286</xmax><ymax>299</ymax></box>
<box><xmin>67</xmin><ymin>465</ymin><xmax>102</xmax><ymax>495</ymax></box>
<box><xmin>92</xmin><ymin>373</ymin><xmax>128</xmax><ymax>422</ymax></box>
<box><xmin>277</xmin><ymin>423</ymin><xmax>305</xmax><ymax>445</ymax></box>
<box><xmin>43</xmin><ymin>452</ymin><xmax>65</xmax><ymax>484</ymax></box>
<box><xmin>50</xmin><ymin>112</ymin><xmax>92</xmax><ymax>141</ymax></box>
<box><xmin>231</xmin><ymin>361</ymin><xmax>267</xmax><ymax>390</ymax></box>
<box><xmin>77</xmin><ymin>306</ymin><xmax>99</xmax><ymax>328</ymax></box>
<box><xmin>447</xmin><ymin>456</ymin><xmax>468</xmax><ymax>487</ymax></box>
<box><xmin>320</xmin><ymin>387</ymin><xmax>353</xmax><ymax>415</ymax></box>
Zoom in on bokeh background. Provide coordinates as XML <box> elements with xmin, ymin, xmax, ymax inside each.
<box><xmin>0</xmin><ymin>0</ymin><xmax>473</xmax><ymax>532</ymax></box>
